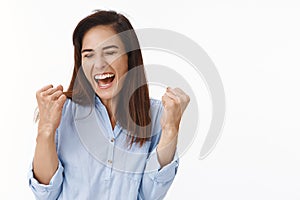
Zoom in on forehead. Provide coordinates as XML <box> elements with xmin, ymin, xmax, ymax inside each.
<box><xmin>82</xmin><ymin>25</ymin><xmax>124</xmax><ymax>50</ymax></box>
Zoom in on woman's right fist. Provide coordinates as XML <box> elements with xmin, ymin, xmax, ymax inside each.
<box><xmin>36</xmin><ymin>84</ymin><xmax>67</xmax><ymax>136</ymax></box>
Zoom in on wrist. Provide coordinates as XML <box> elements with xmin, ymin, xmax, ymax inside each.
<box><xmin>159</xmin><ymin>127</ymin><xmax>178</xmax><ymax>147</ymax></box>
<box><xmin>36</xmin><ymin>132</ymin><xmax>55</xmax><ymax>145</ymax></box>
<box><xmin>162</xmin><ymin>124</ymin><xmax>179</xmax><ymax>134</ymax></box>
<box><xmin>38</xmin><ymin>121</ymin><xmax>56</xmax><ymax>134</ymax></box>
<box><xmin>37</xmin><ymin>125</ymin><xmax>56</xmax><ymax>142</ymax></box>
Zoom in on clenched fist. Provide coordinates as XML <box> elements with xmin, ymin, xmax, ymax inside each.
<box><xmin>36</xmin><ymin>84</ymin><xmax>67</xmax><ymax>136</ymax></box>
<box><xmin>161</xmin><ymin>87</ymin><xmax>190</xmax><ymax>133</ymax></box>
<box><xmin>157</xmin><ymin>87</ymin><xmax>190</xmax><ymax>166</ymax></box>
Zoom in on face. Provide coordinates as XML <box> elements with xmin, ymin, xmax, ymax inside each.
<box><xmin>81</xmin><ymin>25</ymin><xmax>128</xmax><ymax>103</ymax></box>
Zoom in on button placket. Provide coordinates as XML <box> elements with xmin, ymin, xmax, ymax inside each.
<box><xmin>108</xmin><ymin>137</ymin><xmax>115</xmax><ymax>165</ymax></box>
<box><xmin>106</xmin><ymin>136</ymin><xmax>115</xmax><ymax>179</ymax></box>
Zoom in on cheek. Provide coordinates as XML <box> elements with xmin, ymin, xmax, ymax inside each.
<box><xmin>116</xmin><ymin>65</ymin><xmax>128</xmax><ymax>80</ymax></box>
<box><xmin>115</xmin><ymin>57</ymin><xmax>128</xmax><ymax>77</ymax></box>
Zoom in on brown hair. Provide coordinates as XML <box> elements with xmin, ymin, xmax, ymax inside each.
<box><xmin>64</xmin><ymin>10</ymin><xmax>151</xmax><ymax>147</ymax></box>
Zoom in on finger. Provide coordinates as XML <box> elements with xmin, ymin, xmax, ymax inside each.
<box><xmin>173</xmin><ymin>88</ymin><xmax>186</xmax><ymax>96</ymax></box>
<box><xmin>174</xmin><ymin>88</ymin><xmax>190</xmax><ymax>103</ymax></box>
<box><xmin>166</xmin><ymin>87</ymin><xmax>174</xmax><ymax>93</ymax></box>
<box><xmin>161</xmin><ymin>94</ymin><xmax>169</xmax><ymax>107</ymax></box>
<box><xmin>165</xmin><ymin>91</ymin><xmax>180</xmax><ymax>102</ymax></box>
<box><xmin>56</xmin><ymin>85</ymin><xmax>63</xmax><ymax>92</ymax></box>
<box><xmin>162</xmin><ymin>94</ymin><xmax>166</xmax><ymax>106</ymax></box>
<box><xmin>167</xmin><ymin>87</ymin><xmax>181</xmax><ymax>97</ymax></box>
<box><xmin>166</xmin><ymin>87</ymin><xmax>175</xmax><ymax>93</ymax></box>
<box><xmin>50</xmin><ymin>90</ymin><xmax>63</xmax><ymax>100</ymax></box>
<box><xmin>41</xmin><ymin>88</ymin><xmax>55</xmax><ymax>96</ymax></box>
<box><xmin>42</xmin><ymin>87</ymin><xmax>59</xmax><ymax>96</ymax></box>
<box><xmin>37</xmin><ymin>84</ymin><xmax>53</xmax><ymax>93</ymax></box>
<box><xmin>166</xmin><ymin>87</ymin><xmax>180</xmax><ymax>102</ymax></box>
<box><xmin>173</xmin><ymin>87</ymin><xmax>184</xmax><ymax>93</ymax></box>
<box><xmin>56</xmin><ymin>94</ymin><xmax>67</xmax><ymax>107</ymax></box>
<box><xmin>162</xmin><ymin>94</ymin><xmax>176</xmax><ymax>108</ymax></box>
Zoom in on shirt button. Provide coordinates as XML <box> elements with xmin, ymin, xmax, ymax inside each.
<box><xmin>108</xmin><ymin>160</ymin><xmax>113</xmax><ymax>164</ymax></box>
<box><xmin>110</xmin><ymin>138</ymin><xmax>115</xmax><ymax>143</ymax></box>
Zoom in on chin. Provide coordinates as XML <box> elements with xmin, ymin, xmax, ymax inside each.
<box><xmin>95</xmin><ymin>86</ymin><xmax>121</xmax><ymax>103</ymax></box>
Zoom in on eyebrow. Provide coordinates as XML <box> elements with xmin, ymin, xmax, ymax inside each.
<box><xmin>81</xmin><ymin>45</ymin><xmax>119</xmax><ymax>53</ymax></box>
<box><xmin>103</xmin><ymin>45</ymin><xmax>119</xmax><ymax>50</ymax></box>
<box><xmin>81</xmin><ymin>49</ymin><xmax>94</xmax><ymax>53</ymax></box>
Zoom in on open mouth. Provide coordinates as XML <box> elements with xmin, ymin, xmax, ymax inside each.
<box><xmin>94</xmin><ymin>73</ymin><xmax>115</xmax><ymax>88</ymax></box>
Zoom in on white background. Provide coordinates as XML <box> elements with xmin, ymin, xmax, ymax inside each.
<box><xmin>1</xmin><ymin>0</ymin><xmax>300</xmax><ymax>199</ymax></box>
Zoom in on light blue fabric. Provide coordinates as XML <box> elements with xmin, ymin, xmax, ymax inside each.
<box><xmin>28</xmin><ymin>96</ymin><xmax>179</xmax><ymax>200</ymax></box>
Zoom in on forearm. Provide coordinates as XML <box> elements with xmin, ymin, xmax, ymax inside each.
<box><xmin>33</xmin><ymin>131</ymin><xmax>59</xmax><ymax>185</ymax></box>
<box><xmin>139</xmin><ymin>127</ymin><xmax>179</xmax><ymax>199</ymax></box>
<box><xmin>157</xmin><ymin>127</ymin><xmax>178</xmax><ymax>168</ymax></box>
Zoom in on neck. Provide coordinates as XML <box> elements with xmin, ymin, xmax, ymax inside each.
<box><xmin>101</xmin><ymin>97</ymin><xmax>118</xmax><ymax>129</ymax></box>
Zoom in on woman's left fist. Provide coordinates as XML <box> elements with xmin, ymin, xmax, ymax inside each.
<box><xmin>161</xmin><ymin>87</ymin><xmax>190</xmax><ymax>131</ymax></box>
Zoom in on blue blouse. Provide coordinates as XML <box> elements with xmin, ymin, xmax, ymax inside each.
<box><xmin>28</xmin><ymin>96</ymin><xmax>179</xmax><ymax>200</ymax></box>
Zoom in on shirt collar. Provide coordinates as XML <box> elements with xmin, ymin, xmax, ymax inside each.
<box><xmin>95</xmin><ymin>95</ymin><xmax>105</xmax><ymax>109</ymax></box>
<box><xmin>94</xmin><ymin>94</ymin><xmax>123</xmax><ymax>137</ymax></box>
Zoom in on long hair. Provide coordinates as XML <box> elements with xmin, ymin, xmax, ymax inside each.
<box><xmin>64</xmin><ymin>10</ymin><xmax>151</xmax><ymax>147</ymax></box>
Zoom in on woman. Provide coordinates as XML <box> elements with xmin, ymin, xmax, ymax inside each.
<box><xmin>28</xmin><ymin>10</ymin><xmax>190</xmax><ymax>200</ymax></box>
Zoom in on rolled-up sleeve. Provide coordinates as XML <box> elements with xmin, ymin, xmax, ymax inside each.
<box><xmin>138</xmin><ymin>147</ymin><xmax>179</xmax><ymax>200</ymax></box>
<box><xmin>28</xmin><ymin>160</ymin><xmax>64</xmax><ymax>200</ymax></box>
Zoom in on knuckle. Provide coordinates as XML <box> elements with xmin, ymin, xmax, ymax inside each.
<box><xmin>60</xmin><ymin>94</ymin><xmax>66</xmax><ymax>100</ymax></box>
<box><xmin>57</xmin><ymin>90</ymin><xmax>63</xmax><ymax>95</ymax></box>
<box><xmin>37</xmin><ymin>93</ymin><xmax>45</xmax><ymax>100</ymax></box>
<box><xmin>174</xmin><ymin>98</ymin><xmax>180</xmax><ymax>105</ymax></box>
<box><xmin>62</xmin><ymin>95</ymin><xmax>67</xmax><ymax>101</ymax></box>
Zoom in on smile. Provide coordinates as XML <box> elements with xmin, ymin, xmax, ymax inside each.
<box><xmin>94</xmin><ymin>73</ymin><xmax>115</xmax><ymax>89</ymax></box>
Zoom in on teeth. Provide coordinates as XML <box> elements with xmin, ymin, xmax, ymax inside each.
<box><xmin>94</xmin><ymin>73</ymin><xmax>115</xmax><ymax>80</ymax></box>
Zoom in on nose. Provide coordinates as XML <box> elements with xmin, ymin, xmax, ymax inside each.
<box><xmin>94</xmin><ymin>55</ymin><xmax>107</xmax><ymax>70</ymax></box>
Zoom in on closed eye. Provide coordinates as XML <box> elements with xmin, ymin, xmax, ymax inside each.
<box><xmin>84</xmin><ymin>53</ymin><xmax>94</xmax><ymax>58</ymax></box>
<box><xmin>104</xmin><ymin>51</ymin><xmax>117</xmax><ymax>56</ymax></box>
